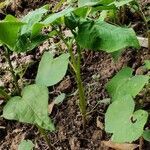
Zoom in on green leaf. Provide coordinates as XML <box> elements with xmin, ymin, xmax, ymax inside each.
<box><xmin>54</xmin><ymin>93</ymin><xmax>66</xmax><ymax>104</ymax></box>
<box><xmin>0</xmin><ymin>16</ymin><xmax>24</xmax><ymax>50</ymax></box>
<box><xmin>106</xmin><ymin>67</ymin><xmax>133</xmax><ymax>97</ymax></box>
<box><xmin>65</xmin><ymin>13</ymin><xmax>80</xmax><ymax>30</ymax></box>
<box><xmin>144</xmin><ymin>60</ymin><xmax>150</xmax><ymax>70</ymax></box>
<box><xmin>21</xmin><ymin>5</ymin><xmax>49</xmax><ymax>35</ymax></box>
<box><xmin>105</xmin><ymin>95</ymin><xmax>148</xmax><ymax>143</ymax></box>
<box><xmin>36</xmin><ymin>52</ymin><xmax>70</xmax><ymax>87</ymax></box>
<box><xmin>143</xmin><ymin>130</ymin><xmax>150</xmax><ymax>142</ymax></box>
<box><xmin>18</xmin><ymin>140</ymin><xmax>34</xmax><ymax>150</ymax></box>
<box><xmin>14</xmin><ymin>33</ymin><xmax>48</xmax><ymax>52</ymax></box>
<box><xmin>119</xmin><ymin>75</ymin><xmax>149</xmax><ymax>97</ymax></box>
<box><xmin>78</xmin><ymin>0</ymin><xmax>115</xmax><ymax>7</ymax></box>
<box><xmin>106</xmin><ymin>67</ymin><xmax>149</xmax><ymax>101</ymax></box>
<box><xmin>4</xmin><ymin>15</ymin><xmax>19</xmax><ymax>22</ymax></box>
<box><xmin>3</xmin><ymin>84</ymin><xmax>55</xmax><ymax>131</ymax></box>
<box><xmin>78</xmin><ymin>0</ymin><xmax>100</xmax><ymax>7</ymax></box>
<box><xmin>113</xmin><ymin>0</ymin><xmax>133</xmax><ymax>7</ymax></box>
<box><xmin>43</xmin><ymin>7</ymin><xmax>75</xmax><ymax>25</ymax></box>
<box><xmin>76</xmin><ymin>20</ymin><xmax>140</xmax><ymax>52</ymax></box>
<box><xmin>31</xmin><ymin>23</ymin><xmax>44</xmax><ymax>38</ymax></box>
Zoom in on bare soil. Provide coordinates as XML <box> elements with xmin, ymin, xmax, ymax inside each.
<box><xmin>0</xmin><ymin>0</ymin><xmax>150</xmax><ymax>150</ymax></box>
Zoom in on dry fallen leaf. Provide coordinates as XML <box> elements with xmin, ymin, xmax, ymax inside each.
<box><xmin>48</xmin><ymin>101</ymin><xmax>55</xmax><ymax>114</ymax></box>
<box><xmin>97</xmin><ymin>116</ymin><xmax>104</xmax><ymax>130</ymax></box>
<box><xmin>137</xmin><ymin>37</ymin><xmax>148</xmax><ymax>48</ymax></box>
<box><xmin>102</xmin><ymin>141</ymin><xmax>139</xmax><ymax>150</ymax></box>
<box><xmin>48</xmin><ymin>93</ymin><xmax>66</xmax><ymax>114</ymax></box>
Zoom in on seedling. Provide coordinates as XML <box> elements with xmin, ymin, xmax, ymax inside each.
<box><xmin>40</xmin><ymin>0</ymin><xmax>139</xmax><ymax>124</ymax></box>
<box><xmin>0</xmin><ymin>5</ymin><xmax>70</xmax><ymax>149</ymax></box>
<box><xmin>2</xmin><ymin>52</ymin><xmax>70</xmax><ymax>149</ymax></box>
<box><xmin>0</xmin><ymin>5</ymin><xmax>49</xmax><ymax>95</ymax></box>
<box><xmin>0</xmin><ymin>0</ymin><xmax>146</xmax><ymax>147</ymax></box>
<box><xmin>105</xmin><ymin>67</ymin><xmax>149</xmax><ymax>143</ymax></box>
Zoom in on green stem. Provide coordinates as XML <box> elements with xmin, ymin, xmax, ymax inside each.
<box><xmin>4</xmin><ymin>47</ymin><xmax>21</xmax><ymax>95</ymax></box>
<box><xmin>148</xmin><ymin>30</ymin><xmax>150</xmax><ymax>50</ymax></box>
<box><xmin>37</xmin><ymin>126</ymin><xmax>53</xmax><ymax>150</ymax></box>
<box><xmin>53</xmin><ymin>27</ymin><xmax>87</xmax><ymax>124</ymax></box>
<box><xmin>75</xmin><ymin>46</ymin><xmax>87</xmax><ymax>124</ymax></box>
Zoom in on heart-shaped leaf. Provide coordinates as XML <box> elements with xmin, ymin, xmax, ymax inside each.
<box><xmin>76</xmin><ymin>20</ymin><xmax>140</xmax><ymax>52</ymax></box>
<box><xmin>105</xmin><ymin>95</ymin><xmax>148</xmax><ymax>143</ymax></box>
<box><xmin>2</xmin><ymin>84</ymin><xmax>55</xmax><ymax>131</ymax></box>
<box><xmin>36</xmin><ymin>52</ymin><xmax>70</xmax><ymax>87</ymax></box>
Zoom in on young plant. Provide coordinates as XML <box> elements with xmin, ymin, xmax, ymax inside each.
<box><xmin>2</xmin><ymin>51</ymin><xmax>70</xmax><ymax>149</ymax></box>
<box><xmin>40</xmin><ymin>0</ymin><xmax>140</xmax><ymax>124</ymax></box>
<box><xmin>105</xmin><ymin>67</ymin><xmax>149</xmax><ymax>143</ymax></box>
<box><xmin>0</xmin><ymin>5</ymin><xmax>49</xmax><ymax>95</ymax></box>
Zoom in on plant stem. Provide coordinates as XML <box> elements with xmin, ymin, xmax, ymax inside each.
<box><xmin>53</xmin><ymin>27</ymin><xmax>87</xmax><ymax>124</ymax></box>
<box><xmin>4</xmin><ymin>47</ymin><xmax>21</xmax><ymax>95</ymax></box>
<box><xmin>148</xmin><ymin>30</ymin><xmax>150</xmax><ymax>50</ymax></box>
<box><xmin>37</xmin><ymin>126</ymin><xmax>53</xmax><ymax>150</ymax></box>
<box><xmin>67</xmin><ymin>41</ymin><xmax>87</xmax><ymax>124</ymax></box>
<box><xmin>75</xmin><ymin>46</ymin><xmax>87</xmax><ymax>125</ymax></box>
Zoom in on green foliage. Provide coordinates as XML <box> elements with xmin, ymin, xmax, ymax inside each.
<box><xmin>43</xmin><ymin>7</ymin><xmax>75</xmax><ymax>25</ymax></box>
<box><xmin>21</xmin><ymin>5</ymin><xmax>49</xmax><ymax>35</ymax></box>
<box><xmin>1</xmin><ymin>2</ymin><xmax>148</xmax><ymax>146</ymax></box>
<box><xmin>106</xmin><ymin>67</ymin><xmax>133</xmax><ymax>98</ymax></box>
<box><xmin>18</xmin><ymin>140</ymin><xmax>34</xmax><ymax>150</ymax></box>
<box><xmin>0</xmin><ymin>5</ymin><xmax>49</xmax><ymax>52</ymax></box>
<box><xmin>3</xmin><ymin>84</ymin><xmax>55</xmax><ymax>131</ymax></box>
<box><xmin>144</xmin><ymin>60</ymin><xmax>150</xmax><ymax>70</ymax></box>
<box><xmin>14</xmin><ymin>33</ymin><xmax>48</xmax><ymax>52</ymax></box>
<box><xmin>78</xmin><ymin>0</ymin><xmax>99</xmax><ymax>7</ymax></box>
<box><xmin>54</xmin><ymin>93</ymin><xmax>66</xmax><ymax>104</ymax></box>
<box><xmin>36</xmin><ymin>52</ymin><xmax>70</xmax><ymax>87</ymax></box>
<box><xmin>105</xmin><ymin>67</ymin><xmax>149</xmax><ymax>143</ymax></box>
<box><xmin>0</xmin><ymin>16</ymin><xmax>24</xmax><ymax>50</ymax></box>
<box><xmin>143</xmin><ymin>130</ymin><xmax>150</xmax><ymax>142</ymax></box>
<box><xmin>3</xmin><ymin>51</ymin><xmax>69</xmax><ymax>131</ymax></box>
<box><xmin>113</xmin><ymin>0</ymin><xmax>134</xmax><ymax>7</ymax></box>
<box><xmin>76</xmin><ymin>20</ymin><xmax>139</xmax><ymax>52</ymax></box>
<box><xmin>105</xmin><ymin>95</ymin><xmax>148</xmax><ymax>143</ymax></box>
<box><xmin>106</xmin><ymin>67</ymin><xmax>149</xmax><ymax>101</ymax></box>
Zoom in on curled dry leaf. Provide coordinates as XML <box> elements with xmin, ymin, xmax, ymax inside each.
<box><xmin>97</xmin><ymin>116</ymin><xmax>104</xmax><ymax>130</ymax></box>
<box><xmin>48</xmin><ymin>93</ymin><xmax>66</xmax><ymax>114</ymax></box>
<box><xmin>101</xmin><ymin>141</ymin><xmax>139</xmax><ymax>150</ymax></box>
<box><xmin>137</xmin><ymin>37</ymin><xmax>148</xmax><ymax>48</ymax></box>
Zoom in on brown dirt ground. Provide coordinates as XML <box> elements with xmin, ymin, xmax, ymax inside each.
<box><xmin>0</xmin><ymin>0</ymin><xmax>150</xmax><ymax>150</ymax></box>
